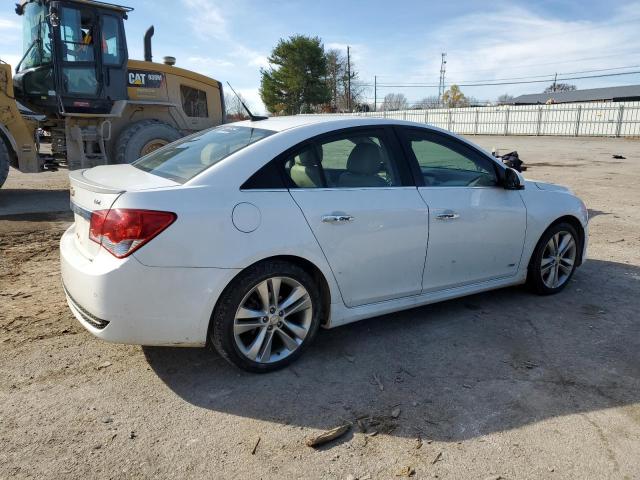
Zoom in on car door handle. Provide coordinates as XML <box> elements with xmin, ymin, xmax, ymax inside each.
<box><xmin>322</xmin><ymin>215</ymin><xmax>354</xmax><ymax>223</ymax></box>
<box><xmin>436</xmin><ymin>212</ymin><xmax>460</xmax><ymax>220</ymax></box>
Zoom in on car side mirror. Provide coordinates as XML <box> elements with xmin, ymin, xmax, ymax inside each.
<box><xmin>503</xmin><ymin>168</ymin><xmax>524</xmax><ymax>190</ymax></box>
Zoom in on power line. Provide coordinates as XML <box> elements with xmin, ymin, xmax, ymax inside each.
<box><xmin>359</xmin><ymin>69</ymin><xmax>640</xmax><ymax>89</ymax></box>
<box><xmin>445</xmin><ymin>51</ymin><xmax>640</xmax><ymax>76</ymax></box>
<box><xmin>359</xmin><ymin>64</ymin><xmax>640</xmax><ymax>87</ymax></box>
<box><xmin>447</xmin><ymin>65</ymin><xmax>640</xmax><ymax>84</ymax></box>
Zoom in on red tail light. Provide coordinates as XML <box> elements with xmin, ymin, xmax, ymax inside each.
<box><xmin>89</xmin><ymin>209</ymin><xmax>177</xmax><ymax>258</ymax></box>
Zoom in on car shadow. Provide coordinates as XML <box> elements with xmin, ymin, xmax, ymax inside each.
<box><xmin>0</xmin><ymin>188</ymin><xmax>70</xmax><ymax>217</ymax></box>
<box><xmin>144</xmin><ymin>259</ymin><xmax>640</xmax><ymax>442</ymax></box>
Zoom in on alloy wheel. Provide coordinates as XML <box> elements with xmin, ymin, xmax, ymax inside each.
<box><xmin>233</xmin><ymin>276</ymin><xmax>313</xmax><ymax>363</ymax></box>
<box><xmin>540</xmin><ymin>231</ymin><xmax>577</xmax><ymax>289</ymax></box>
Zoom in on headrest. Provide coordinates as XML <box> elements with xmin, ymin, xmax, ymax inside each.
<box><xmin>295</xmin><ymin>145</ymin><xmax>323</xmax><ymax>167</ymax></box>
<box><xmin>346</xmin><ymin>143</ymin><xmax>381</xmax><ymax>175</ymax></box>
<box><xmin>296</xmin><ymin>149</ymin><xmax>316</xmax><ymax>167</ymax></box>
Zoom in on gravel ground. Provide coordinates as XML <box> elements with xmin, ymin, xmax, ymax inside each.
<box><xmin>1</xmin><ymin>135</ymin><xmax>639</xmax><ymax>480</ymax></box>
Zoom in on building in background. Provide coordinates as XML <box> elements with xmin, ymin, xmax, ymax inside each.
<box><xmin>512</xmin><ymin>85</ymin><xmax>640</xmax><ymax>105</ymax></box>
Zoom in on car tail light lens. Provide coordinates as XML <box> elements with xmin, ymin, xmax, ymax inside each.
<box><xmin>89</xmin><ymin>209</ymin><xmax>177</xmax><ymax>258</ymax></box>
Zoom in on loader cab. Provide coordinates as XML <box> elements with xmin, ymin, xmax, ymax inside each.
<box><xmin>14</xmin><ymin>0</ymin><xmax>130</xmax><ymax>115</ymax></box>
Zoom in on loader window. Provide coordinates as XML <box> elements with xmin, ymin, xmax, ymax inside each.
<box><xmin>20</xmin><ymin>3</ymin><xmax>52</xmax><ymax>70</ymax></box>
<box><xmin>60</xmin><ymin>7</ymin><xmax>95</xmax><ymax>63</ymax></box>
<box><xmin>59</xmin><ymin>7</ymin><xmax>98</xmax><ymax>96</ymax></box>
<box><xmin>181</xmin><ymin>86</ymin><xmax>209</xmax><ymax>118</ymax></box>
<box><xmin>101</xmin><ymin>16</ymin><xmax>123</xmax><ymax>65</ymax></box>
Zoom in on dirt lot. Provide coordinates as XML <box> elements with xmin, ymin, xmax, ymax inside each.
<box><xmin>1</xmin><ymin>135</ymin><xmax>639</xmax><ymax>480</ymax></box>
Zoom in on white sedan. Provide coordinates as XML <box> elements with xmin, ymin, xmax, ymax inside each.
<box><xmin>61</xmin><ymin>116</ymin><xmax>588</xmax><ymax>372</ymax></box>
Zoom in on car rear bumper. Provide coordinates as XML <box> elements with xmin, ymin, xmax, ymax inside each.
<box><xmin>60</xmin><ymin>225</ymin><xmax>240</xmax><ymax>346</ymax></box>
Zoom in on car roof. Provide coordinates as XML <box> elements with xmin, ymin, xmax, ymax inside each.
<box><xmin>232</xmin><ymin>115</ymin><xmax>434</xmax><ymax>133</ymax></box>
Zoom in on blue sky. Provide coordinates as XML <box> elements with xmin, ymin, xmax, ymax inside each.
<box><xmin>2</xmin><ymin>0</ymin><xmax>640</xmax><ymax>113</ymax></box>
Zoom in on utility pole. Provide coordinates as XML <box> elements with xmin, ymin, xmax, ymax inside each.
<box><xmin>347</xmin><ymin>46</ymin><xmax>351</xmax><ymax>112</ymax></box>
<box><xmin>374</xmin><ymin>75</ymin><xmax>377</xmax><ymax>112</ymax></box>
<box><xmin>552</xmin><ymin>72</ymin><xmax>558</xmax><ymax>92</ymax></box>
<box><xmin>438</xmin><ymin>52</ymin><xmax>447</xmax><ymax>107</ymax></box>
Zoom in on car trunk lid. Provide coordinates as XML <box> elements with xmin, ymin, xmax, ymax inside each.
<box><xmin>69</xmin><ymin>165</ymin><xmax>179</xmax><ymax>259</ymax></box>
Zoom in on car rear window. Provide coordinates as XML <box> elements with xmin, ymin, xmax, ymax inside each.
<box><xmin>133</xmin><ymin>125</ymin><xmax>275</xmax><ymax>183</ymax></box>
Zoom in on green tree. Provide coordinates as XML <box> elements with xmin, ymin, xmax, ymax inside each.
<box><xmin>260</xmin><ymin>35</ymin><xmax>331</xmax><ymax>115</ymax></box>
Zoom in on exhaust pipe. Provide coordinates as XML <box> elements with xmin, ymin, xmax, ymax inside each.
<box><xmin>144</xmin><ymin>26</ymin><xmax>154</xmax><ymax>62</ymax></box>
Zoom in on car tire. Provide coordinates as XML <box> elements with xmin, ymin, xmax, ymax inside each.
<box><xmin>0</xmin><ymin>137</ymin><xmax>10</xmax><ymax>189</ymax></box>
<box><xmin>210</xmin><ymin>260</ymin><xmax>323</xmax><ymax>373</ymax></box>
<box><xmin>528</xmin><ymin>222</ymin><xmax>580</xmax><ymax>295</ymax></box>
<box><xmin>114</xmin><ymin>120</ymin><xmax>182</xmax><ymax>164</ymax></box>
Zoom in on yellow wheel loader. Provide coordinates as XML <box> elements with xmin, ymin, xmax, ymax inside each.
<box><xmin>0</xmin><ymin>0</ymin><xmax>225</xmax><ymax>188</ymax></box>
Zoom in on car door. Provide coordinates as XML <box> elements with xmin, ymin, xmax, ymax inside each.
<box><xmin>285</xmin><ymin>127</ymin><xmax>428</xmax><ymax>307</ymax></box>
<box><xmin>397</xmin><ymin>127</ymin><xmax>527</xmax><ymax>292</ymax></box>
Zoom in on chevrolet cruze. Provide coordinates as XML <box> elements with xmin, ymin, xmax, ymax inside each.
<box><xmin>61</xmin><ymin>116</ymin><xmax>588</xmax><ymax>372</ymax></box>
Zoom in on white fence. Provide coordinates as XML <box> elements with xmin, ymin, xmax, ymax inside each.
<box><xmin>326</xmin><ymin>101</ymin><xmax>640</xmax><ymax>137</ymax></box>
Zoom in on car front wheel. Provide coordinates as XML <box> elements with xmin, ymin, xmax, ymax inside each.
<box><xmin>210</xmin><ymin>260</ymin><xmax>322</xmax><ymax>373</ymax></box>
<box><xmin>528</xmin><ymin>222</ymin><xmax>579</xmax><ymax>295</ymax></box>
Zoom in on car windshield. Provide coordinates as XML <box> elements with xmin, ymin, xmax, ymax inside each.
<box><xmin>19</xmin><ymin>2</ymin><xmax>52</xmax><ymax>71</ymax></box>
<box><xmin>133</xmin><ymin>125</ymin><xmax>275</xmax><ymax>183</ymax></box>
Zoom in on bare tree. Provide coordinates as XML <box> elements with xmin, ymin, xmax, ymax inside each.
<box><xmin>324</xmin><ymin>48</ymin><xmax>364</xmax><ymax>112</ymax></box>
<box><xmin>380</xmin><ymin>93</ymin><xmax>408</xmax><ymax>111</ymax></box>
<box><xmin>544</xmin><ymin>83</ymin><xmax>577</xmax><ymax>93</ymax></box>
<box><xmin>496</xmin><ymin>94</ymin><xmax>514</xmax><ymax>105</ymax></box>
<box><xmin>224</xmin><ymin>92</ymin><xmax>250</xmax><ymax>120</ymax></box>
<box><xmin>325</xmin><ymin>49</ymin><xmax>343</xmax><ymax>111</ymax></box>
<box><xmin>413</xmin><ymin>96</ymin><xmax>440</xmax><ymax>109</ymax></box>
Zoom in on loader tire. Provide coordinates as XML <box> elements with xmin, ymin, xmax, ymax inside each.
<box><xmin>114</xmin><ymin>120</ymin><xmax>181</xmax><ymax>164</ymax></box>
<box><xmin>0</xmin><ymin>137</ymin><xmax>10</xmax><ymax>189</ymax></box>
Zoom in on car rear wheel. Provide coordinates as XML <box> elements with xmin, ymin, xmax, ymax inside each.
<box><xmin>528</xmin><ymin>222</ymin><xmax>579</xmax><ymax>295</ymax></box>
<box><xmin>210</xmin><ymin>260</ymin><xmax>322</xmax><ymax>373</ymax></box>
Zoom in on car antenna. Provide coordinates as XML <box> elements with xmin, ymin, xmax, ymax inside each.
<box><xmin>226</xmin><ymin>82</ymin><xmax>267</xmax><ymax>121</ymax></box>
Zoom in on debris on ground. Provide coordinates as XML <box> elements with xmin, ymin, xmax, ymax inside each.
<box><xmin>355</xmin><ymin>413</ymin><xmax>398</xmax><ymax>435</ymax></box>
<box><xmin>129</xmin><ymin>431</ymin><xmax>137</xmax><ymax>440</ymax></box>
<box><xmin>344</xmin><ymin>354</ymin><xmax>356</xmax><ymax>363</ymax></box>
<box><xmin>305</xmin><ymin>424</ymin><xmax>351</xmax><ymax>448</ymax></box>
<box><xmin>396</xmin><ymin>465</ymin><xmax>415</xmax><ymax>477</ymax></box>
<box><xmin>251</xmin><ymin>436</ymin><xmax>261</xmax><ymax>455</ymax></box>
<box><xmin>499</xmin><ymin>151</ymin><xmax>526</xmax><ymax>172</ymax></box>
<box><xmin>431</xmin><ymin>451</ymin><xmax>443</xmax><ymax>465</ymax></box>
<box><xmin>372</xmin><ymin>373</ymin><xmax>384</xmax><ymax>391</ymax></box>
<box><xmin>612</xmin><ymin>154</ymin><xmax>626</xmax><ymax>159</ymax></box>
<box><xmin>391</xmin><ymin>407</ymin><xmax>401</xmax><ymax>418</ymax></box>
<box><xmin>96</xmin><ymin>361</ymin><xmax>112</xmax><ymax>370</ymax></box>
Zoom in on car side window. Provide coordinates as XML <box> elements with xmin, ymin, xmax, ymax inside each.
<box><xmin>285</xmin><ymin>130</ymin><xmax>403</xmax><ymax>188</ymax></box>
<box><xmin>403</xmin><ymin>130</ymin><xmax>498</xmax><ymax>187</ymax></box>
